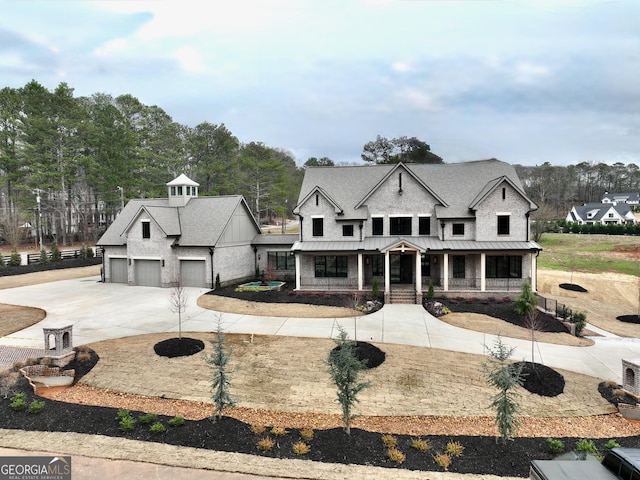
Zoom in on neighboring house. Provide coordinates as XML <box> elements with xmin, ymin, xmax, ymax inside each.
<box><xmin>97</xmin><ymin>174</ymin><xmax>295</xmax><ymax>288</ymax></box>
<box><xmin>566</xmin><ymin>202</ymin><xmax>638</xmax><ymax>226</ymax></box>
<box><xmin>601</xmin><ymin>192</ymin><xmax>640</xmax><ymax>206</ymax></box>
<box><xmin>291</xmin><ymin>159</ymin><xmax>541</xmax><ymax>303</ymax></box>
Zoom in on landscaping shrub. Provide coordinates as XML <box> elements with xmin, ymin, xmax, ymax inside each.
<box><xmin>149</xmin><ymin>422</ymin><xmax>166</xmax><ymax>434</ymax></box>
<box><xmin>387</xmin><ymin>447</ymin><xmax>406</xmax><ymax>464</ymax></box>
<box><xmin>168</xmin><ymin>416</ymin><xmax>185</xmax><ymax>427</ymax></box>
<box><xmin>27</xmin><ymin>399</ymin><xmax>45</xmax><ymax>414</ymax></box>
<box><xmin>9</xmin><ymin>392</ymin><xmax>26</xmax><ymax>411</ymax></box>
<box><xmin>50</xmin><ymin>241</ymin><xmax>62</xmax><ymax>262</ymax></box>
<box><xmin>256</xmin><ymin>437</ymin><xmax>275</xmax><ymax>451</ymax></box>
<box><xmin>546</xmin><ymin>437</ymin><xmax>565</xmax><ymax>454</ymax></box>
<box><xmin>270</xmin><ymin>426</ymin><xmax>288</xmax><ymax>436</ymax></box>
<box><xmin>292</xmin><ymin>441</ymin><xmax>310</xmax><ymax>455</ymax></box>
<box><xmin>446</xmin><ymin>441</ymin><xmax>464</xmax><ymax>457</ymax></box>
<box><xmin>381</xmin><ymin>434</ymin><xmax>397</xmax><ymax>448</ymax></box>
<box><xmin>138</xmin><ymin>413</ymin><xmax>157</xmax><ymax>424</ymax></box>
<box><xmin>411</xmin><ymin>438</ymin><xmax>431</xmax><ymax>452</ymax></box>
<box><xmin>9</xmin><ymin>249</ymin><xmax>20</xmax><ymax>266</ymax></box>
<box><xmin>299</xmin><ymin>428</ymin><xmax>314</xmax><ymax>441</ymax></box>
<box><xmin>434</xmin><ymin>453</ymin><xmax>452</xmax><ymax>471</ymax></box>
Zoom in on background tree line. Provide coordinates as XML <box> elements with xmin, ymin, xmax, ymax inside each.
<box><xmin>0</xmin><ymin>80</ymin><xmax>303</xmax><ymax>247</ymax></box>
<box><xmin>1</xmin><ymin>80</ymin><xmax>638</xmax><ymax>248</ymax></box>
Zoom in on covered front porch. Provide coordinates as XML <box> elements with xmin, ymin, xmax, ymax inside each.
<box><xmin>292</xmin><ymin>239</ymin><xmax>539</xmax><ymax>303</ymax></box>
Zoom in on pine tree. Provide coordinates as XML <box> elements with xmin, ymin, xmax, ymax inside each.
<box><xmin>205</xmin><ymin>316</ymin><xmax>234</xmax><ymax>422</ymax></box>
<box><xmin>484</xmin><ymin>336</ymin><xmax>525</xmax><ymax>443</ymax></box>
<box><xmin>50</xmin><ymin>240</ymin><xmax>62</xmax><ymax>262</ymax></box>
<box><xmin>327</xmin><ymin>325</ymin><xmax>370</xmax><ymax>434</ymax></box>
<box><xmin>39</xmin><ymin>248</ymin><xmax>49</xmax><ymax>264</ymax></box>
<box><xmin>8</xmin><ymin>249</ymin><xmax>20</xmax><ymax>266</ymax></box>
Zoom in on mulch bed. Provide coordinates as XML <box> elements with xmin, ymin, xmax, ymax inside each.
<box><xmin>560</xmin><ymin>283</ymin><xmax>588</xmax><ymax>292</ymax></box>
<box><xmin>208</xmin><ymin>283</ymin><xmax>379</xmax><ymax>308</ymax></box>
<box><xmin>154</xmin><ymin>338</ymin><xmax>205</xmax><ymax>358</ymax></box>
<box><xmin>618</xmin><ymin>315</ymin><xmax>640</xmax><ymax>324</ymax></box>
<box><xmin>0</xmin><ymin>258</ymin><xmax>101</xmax><ymax>277</ymax></box>
<box><xmin>440</xmin><ymin>298</ymin><xmax>570</xmax><ymax>334</ymax></box>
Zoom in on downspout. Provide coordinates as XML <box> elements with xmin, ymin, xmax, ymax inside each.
<box><xmin>209</xmin><ymin>247</ymin><xmax>215</xmax><ymax>289</ymax></box>
<box><xmin>299</xmin><ymin>216</ymin><xmax>304</xmax><ymax>239</ymax></box>
<box><xmin>359</xmin><ymin>222</ymin><xmax>363</xmax><ymax>241</ymax></box>
<box><xmin>100</xmin><ymin>247</ymin><xmax>105</xmax><ymax>283</ymax></box>
<box><xmin>526</xmin><ymin>212</ymin><xmax>531</xmax><ymax>241</ymax></box>
<box><xmin>254</xmin><ymin>246</ymin><xmax>258</xmax><ymax>277</ymax></box>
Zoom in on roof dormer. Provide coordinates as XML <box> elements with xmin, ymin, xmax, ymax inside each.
<box><xmin>167</xmin><ymin>174</ymin><xmax>199</xmax><ymax>207</ymax></box>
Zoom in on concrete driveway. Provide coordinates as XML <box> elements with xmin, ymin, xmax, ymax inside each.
<box><xmin>1</xmin><ymin>275</ymin><xmax>640</xmax><ymax>383</ymax></box>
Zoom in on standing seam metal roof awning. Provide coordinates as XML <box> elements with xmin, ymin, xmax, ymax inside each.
<box><xmin>291</xmin><ymin>237</ymin><xmax>542</xmax><ymax>253</ymax></box>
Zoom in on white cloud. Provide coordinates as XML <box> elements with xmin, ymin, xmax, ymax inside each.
<box><xmin>171</xmin><ymin>46</ymin><xmax>207</xmax><ymax>74</ymax></box>
<box><xmin>513</xmin><ymin>62</ymin><xmax>551</xmax><ymax>84</ymax></box>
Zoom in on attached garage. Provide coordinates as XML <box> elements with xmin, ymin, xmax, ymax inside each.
<box><xmin>180</xmin><ymin>259</ymin><xmax>206</xmax><ymax>287</ymax></box>
<box><xmin>110</xmin><ymin>258</ymin><xmax>128</xmax><ymax>284</ymax></box>
<box><xmin>134</xmin><ymin>259</ymin><xmax>162</xmax><ymax>287</ymax></box>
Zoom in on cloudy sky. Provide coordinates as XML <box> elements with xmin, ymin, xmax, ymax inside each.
<box><xmin>2</xmin><ymin>0</ymin><xmax>638</xmax><ymax>167</ymax></box>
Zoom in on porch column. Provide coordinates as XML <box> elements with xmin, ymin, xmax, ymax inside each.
<box><xmin>443</xmin><ymin>253</ymin><xmax>449</xmax><ymax>291</ymax></box>
<box><xmin>415</xmin><ymin>252</ymin><xmax>422</xmax><ymax>304</ymax></box>
<box><xmin>480</xmin><ymin>253</ymin><xmax>486</xmax><ymax>292</ymax></box>
<box><xmin>357</xmin><ymin>253</ymin><xmax>363</xmax><ymax>291</ymax></box>
<box><xmin>295</xmin><ymin>254</ymin><xmax>301</xmax><ymax>290</ymax></box>
<box><xmin>531</xmin><ymin>253</ymin><xmax>537</xmax><ymax>291</ymax></box>
<box><xmin>384</xmin><ymin>251</ymin><xmax>390</xmax><ymax>303</ymax></box>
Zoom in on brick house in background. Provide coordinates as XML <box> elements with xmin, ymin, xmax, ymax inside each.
<box><xmin>291</xmin><ymin>159</ymin><xmax>541</xmax><ymax>303</ymax></box>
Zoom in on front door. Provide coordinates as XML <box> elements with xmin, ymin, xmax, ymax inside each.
<box><xmin>390</xmin><ymin>254</ymin><xmax>413</xmax><ymax>284</ymax></box>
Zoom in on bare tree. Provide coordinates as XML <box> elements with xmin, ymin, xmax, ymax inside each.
<box><xmin>168</xmin><ymin>285</ymin><xmax>189</xmax><ymax>339</ymax></box>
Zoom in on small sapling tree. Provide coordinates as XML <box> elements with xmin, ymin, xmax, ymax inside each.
<box><xmin>205</xmin><ymin>316</ymin><xmax>234</xmax><ymax>422</ymax></box>
<box><xmin>168</xmin><ymin>285</ymin><xmax>189</xmax><ymax>339</ymax></box>
<box><xmin>327</xmin><ymin>325</ymin><xmax>370</xmax><ymax>434</ymax></box>
<box><xmin>484</xmin><ymin>336</ymin><xmax>525</xmax><ymax>444</ymax></box>
<box><xmin>515</xmin><ymin>280</ymin><xmax>540</xmax><ymax>367</ymax></box>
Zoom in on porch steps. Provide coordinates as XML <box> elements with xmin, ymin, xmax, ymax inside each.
<box><xmin>389</xmin><ymin>290</ymin><xmax>417</xmax><ymax>304</ymax></box>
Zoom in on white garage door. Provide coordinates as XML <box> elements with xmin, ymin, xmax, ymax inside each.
<box><xmin>110</xmin><ymin>258</ymin><xmax>128</xmax><ymax>284</ymax></box>
<box><xmin>180</xmin><ymin>260</ymin><xmax>206</xmax><ymax>287</ymax></box>
<box><xmin>134</xmin><ymin>260</ymin><xmax>162</xmax><ymax>287</ymax></box>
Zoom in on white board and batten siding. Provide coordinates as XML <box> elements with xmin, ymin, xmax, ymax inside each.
<box><xmin>180</xmin><ymin>259</ymin><xmax>207</xmax><ymax>288</ymax></box>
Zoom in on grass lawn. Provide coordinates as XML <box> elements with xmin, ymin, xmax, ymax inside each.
<box><xmin>538</xmin><ymin>233</ymin><xmax>640</xmax><ymax>276</ymax></box>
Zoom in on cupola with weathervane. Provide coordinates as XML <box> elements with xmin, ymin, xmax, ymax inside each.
<box><xmin>166</xmin><ymin>174</ymin><xmax>199</xmax><ymax>207</ymax></box>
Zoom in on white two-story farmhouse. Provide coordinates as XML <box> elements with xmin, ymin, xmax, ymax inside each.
<box><xmin>292</xmin><ymin>159</ymin><xmax>541</xmax><ymax>303</ymax></box>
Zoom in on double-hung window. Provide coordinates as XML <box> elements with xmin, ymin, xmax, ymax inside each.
<box><xmin>452</xmin><ymin>223</ymin><xmax>464</xmax><ymax>236</ymax></box>
<box><xmin>343</xmin><ymin>225</ymin><xmax>354</xmax><ymax>237</ymax></box>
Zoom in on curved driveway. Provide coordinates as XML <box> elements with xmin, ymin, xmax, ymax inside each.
<box><xmin>1</xmin><ymin>275</ymin><xmax>640</xmax><ymax>383</ymax></box>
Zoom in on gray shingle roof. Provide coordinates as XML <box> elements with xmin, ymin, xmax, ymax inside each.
<box><xmin>251</xmin><ymin>234</ymin><xmax>298</xmax><ymax>245</ymax></box>
<box><xmin>572</xmin><ymin>202</ymin><xmax>633</xmax><ymax>223</ymax></box>
<box><xmin>295</xmin><ymin>159</ymin><xmax>536</xmax><ymax>219</ymax></box>
<box><xmin>97</xmin><ymin>195</ymin><xmax>259</xmax><ymax>247</ymax></box>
